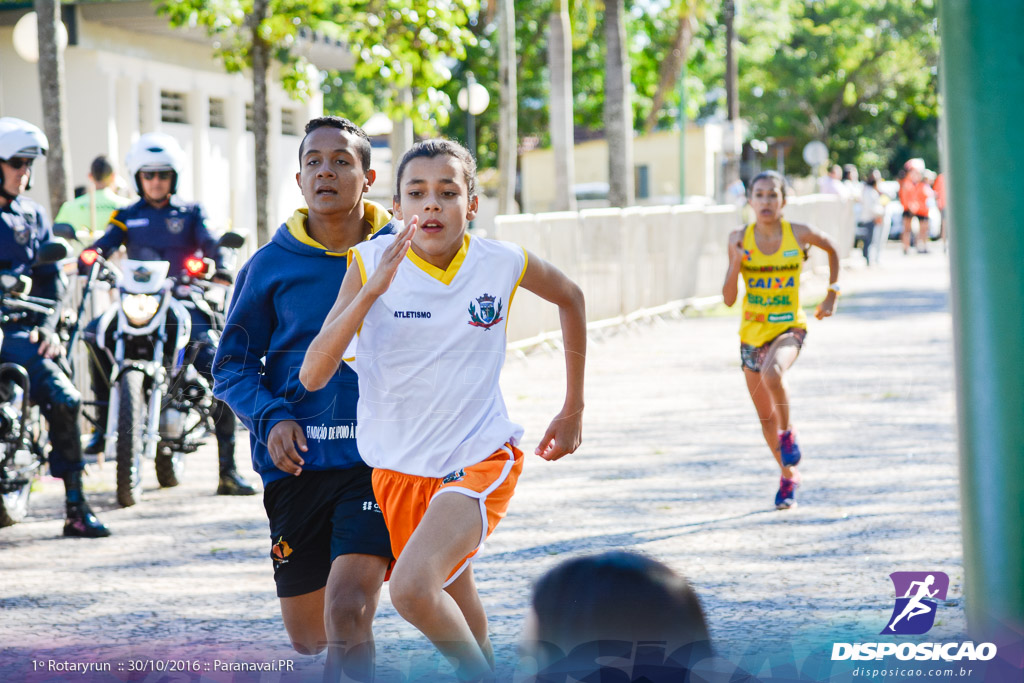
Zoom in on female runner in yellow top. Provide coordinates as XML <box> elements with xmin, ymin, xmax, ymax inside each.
<box><xmin>722</xmin><ymin>171</ymin><xmax>840</xmax><ymax>509</ymax></box>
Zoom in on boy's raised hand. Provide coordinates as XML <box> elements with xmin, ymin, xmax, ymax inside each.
<box><xmin>364</xmin><ymin>216</ymin><xmax>417</xmax><ymax>298</ymax></box>
<box><xmin>535</xmin><ymin>408</ymin><xmax>583</xmax><ymax>461</ymax></box>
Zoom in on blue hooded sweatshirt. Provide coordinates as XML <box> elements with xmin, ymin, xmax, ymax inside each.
<box><xmin>212</xmin><ymin>201</ymin><xmax>395</xmax><ymax>486</ymax></box>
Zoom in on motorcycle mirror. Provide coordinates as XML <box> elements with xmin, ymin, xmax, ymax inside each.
<box><xmin>35</xmin><ymin>239</ymin><xmax>70</xmax><ymax>265</ymax></box>
<box><xmin>217</xmin><ymin>231</ymin><xmax>246</xmax><ymax>250</ymax></box>
<box><xmin>52</xmin><ymin>223</ymin><xmax>77</xmax><ymax>241</ymax></box>
<box><xmin>0</xmin><ymin>273</ymin><xmax>19</xmax><ymax>291</ymax></box>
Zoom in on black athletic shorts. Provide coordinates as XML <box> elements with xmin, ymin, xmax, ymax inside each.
<box><xmin>264</xmin><ymin>465</ymin><xmax>392</xmax><ymax>598</ymax></box>
<box><xmin>740</xmin><ymin>327</ymin><xmax>807</xmax><ymax>373</ymax></box>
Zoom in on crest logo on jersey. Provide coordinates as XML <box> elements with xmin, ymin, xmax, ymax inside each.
<box><xmin>166</xmin><ymin>217</ymin><xmax>185</xmax><ymax>234</ymax></box>
<box><xmin>468</xmin><ymin>293</ymin><xmax>503</xmax><ymax>330</ymax></box>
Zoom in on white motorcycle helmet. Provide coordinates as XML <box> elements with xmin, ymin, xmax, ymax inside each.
<box><xmin>0</xmin><ymin>117</ymin><xmax>48</xmax><ymax>196</ymax></box>
<box><xmin>125</xmin><ymin>132</ymin><xmax>185</xmax><ymax>196</ymax></box>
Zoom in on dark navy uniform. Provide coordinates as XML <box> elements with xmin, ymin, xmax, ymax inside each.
<box><xmin>93</xmin><ymin>196</ymin><xmax>228</xmax><ymax>273</ymax></box>
<box><xmin>84</xmin><ymin>197</ymin><xmax>237</xmax><ymax>464</ymax></box>
<box><xmin>0</xmin><ymin>196</ymin><xmax>84</xmax><ymax>479</ymax></box>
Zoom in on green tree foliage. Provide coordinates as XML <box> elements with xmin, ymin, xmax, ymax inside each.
<box><xmin>324</xmin><ymin>0</ymin><xmax>939</xmax><ymax>181</ymax></box>
<box><xmin>323</xmin><ymin>1</ymin><xmax>605</xmax><ymax>170</ymax></box>
<box><xmin>159</xmin><ymin>0</ymin><xmax>477</xmax><ymax>127</ymax></box>
<box><xmin>732</xmin><ymin>0</ymin><xmax>940</xmax><ymax>175</ymax></box>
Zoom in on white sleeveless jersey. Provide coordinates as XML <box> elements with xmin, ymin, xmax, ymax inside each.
<box><xmin>347</xmin><ymin>233</ymin><xmax>528</xmax><ymax>477</ymax></box>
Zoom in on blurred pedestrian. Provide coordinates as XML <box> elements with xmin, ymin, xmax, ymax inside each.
<box><xmin>858</xmin><ymin>169</ymin><xmax>886</xmax><ymax>265</ymax></box>
<box><xmin>933</xmin><ymin>171</ymin><xmax>948</xmax><ymax>252</ymax></box>
<box><xmin>817</xmin><ymin>164</ymin><xmax>845</xmax><ymax>198</ymax></box>
<box><xmin>898</xmin><ymin>158</ymin><xmax>932</xmax><ymax>254</ymax></box>
<box><xmin>842</xmin><ymin>164</ymin><xmax>860</xmax><ymax>196</ymax></box>
<box><xmin>54</xmin><ymin>155</ymin><xmax>132</xmax><ymax>246</ymax></box>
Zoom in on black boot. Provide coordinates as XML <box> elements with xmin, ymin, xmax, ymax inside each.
<box><xmin>216</xmin><ymin>441</ymin><xmax>256</xmax><ymax>496</ymax></box>
<box><xmin>62</xmin><ymin>491</ymin><xmax>111</xmax><ymax>540</ymax></box>
<box><xmin>60</xmin><ymin>448</ymin><xmax>110</xmax><ymax>538</ymax></box>
<box><xmin>217</xmin><ymin>470</ymin><xmax>257</xmax><ymax>496</ymax></box>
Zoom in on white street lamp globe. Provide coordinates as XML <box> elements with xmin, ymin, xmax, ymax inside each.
<box><xmin>13</xmin><ymin>12</ymin><xmax>69</xmax><ymax>64</ymax></box>
<box><xmin>802</xmin><ymin>140</ymin><xmax>829</xmax><ymax>168</ymax></box>
<box><xmin>457</xmin><ymin>82</ymin><xmax>490</xmax><ymax>116</ymax></box>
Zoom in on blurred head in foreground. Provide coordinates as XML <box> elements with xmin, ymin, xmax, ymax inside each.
<box><xmin>522</xmin><ymin>551</ymin><xmax>711</xmax><ymax>678</ymax></box>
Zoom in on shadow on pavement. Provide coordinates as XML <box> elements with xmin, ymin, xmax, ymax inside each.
<box><xmin>839</xmin><ymin>288</ymin><xmax>949</xmax><ymax>319</ymax></box>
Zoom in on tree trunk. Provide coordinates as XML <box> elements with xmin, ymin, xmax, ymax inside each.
<box><xmin>721</xmin><ymin>0</ymin><xmax>741</xmax><ymax>194</ymax></box>
<box><xmin>35</xmin><ymin>0</ymin><xmax>71</xmax><ymax>217</ymax></box>
<box><xmin>549</xmin><ymin>1</ymin><xmax>576</xmax><ymax>212</ymax></box>
<box><xmin>643</xmin><ymin>10</ymin><xmax>694</xmax><ymax>134</ymax></box>
<box><xmin>250</xmin><ymin>0</ymin><xmax>271</xmax><ymax>245</ymax></box>
<box><xmin>604</xmin><ymin>0</ymin><xmax>634</xmax><ymax>208</ymax></box>
<box><xmin>497</xmin><ymin>0</ymin><xmax>518</xmax><ymax>215</ymax></box>
<box><xmin>389</xmin><ymin>86</ymin><xmax>414</xmax><ymax>192</ymax></box>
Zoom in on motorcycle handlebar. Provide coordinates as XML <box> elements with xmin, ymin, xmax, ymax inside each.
<box><xmin>0</xmin><ymin>295</ymin><xmax>56</xmax><ymax>316</ymax></box>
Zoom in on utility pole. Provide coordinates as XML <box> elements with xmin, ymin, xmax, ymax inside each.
<box><xmin>939</xmin><ymin>0</ymin><xmax>1024</xmax><ymax>643</ymax></box>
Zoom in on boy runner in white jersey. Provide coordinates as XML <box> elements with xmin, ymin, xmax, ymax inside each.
<box><xmin>300</xmin><ymin>138</ymin><xmax>586</xmax><ymax>680</ymax></box>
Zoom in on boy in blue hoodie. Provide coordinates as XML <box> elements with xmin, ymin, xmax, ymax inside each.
<box><xmin>213</xmin><ymin>117</ymin><xmax>393</xmax><ymax>682</ymax></box>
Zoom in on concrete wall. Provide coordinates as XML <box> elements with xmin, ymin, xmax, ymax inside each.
<box><xmin>491</xmin><ymin>194</ymin><xmax>854</xmax><ymax>344</ymax></box>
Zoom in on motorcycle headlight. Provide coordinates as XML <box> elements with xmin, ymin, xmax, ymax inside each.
<box><xmin>122</xmin><ymin>294</ymin><xmax>160</xmax><ymax>326</ymax></box>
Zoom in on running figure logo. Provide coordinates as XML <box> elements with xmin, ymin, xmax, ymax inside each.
<box><xmin>882</xmin><ymin>571</ymin><xmax>949</xmax><ymax>635</ymax></box>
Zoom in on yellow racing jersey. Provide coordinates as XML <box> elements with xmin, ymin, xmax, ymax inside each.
<box><xmin>738</xmin><ymin>220</ymin><xmax>807</xmax><ymax>346</ymax></box>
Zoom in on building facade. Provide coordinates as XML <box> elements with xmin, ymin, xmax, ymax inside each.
<box><xmin>0</xmin><ymin>1</ymin><xmax>347</xmax><ymax>242</ymax></box>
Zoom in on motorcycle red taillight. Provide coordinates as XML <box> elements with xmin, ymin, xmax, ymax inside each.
<box><xmin>80</xmin><ymin>249</ymin><xmax>99</xmax><ymax>266</ymax></box>
<box><xmin>184</xmin><ymin>257</ymin><xmax>206</xmax><ymax>276</ymax></box>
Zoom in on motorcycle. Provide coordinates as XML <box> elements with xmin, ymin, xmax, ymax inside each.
<box><xmin>76</xmin><ymin>232</ymin><xmax>244</xmax><ymax>507</ymax></box>
<box><xmin>0</xmin><ymin>241</ymin><xmax>71</xmax><ymax>527</ymax></box>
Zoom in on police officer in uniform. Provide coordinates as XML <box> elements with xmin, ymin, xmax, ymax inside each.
<box><xmin>0</xmin><ymin>117</ymin><xmax>110</xmax><ymax>536</ymax></box>
<box><xmin>82</xmin><ymin>133</ymin><xmax>255</xmax><ymax>496</ymax></box>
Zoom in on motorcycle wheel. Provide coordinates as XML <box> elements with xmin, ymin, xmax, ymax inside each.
<box><xmin>0</xmin><ymin>479</ymin><xmax>32</xmax><ymax>527</ymax></box>
<box><xmin>115</xmin><ymin>371</ymin><xmax>146</xmax><ymax>507</ymax></box>
<box><xmin>155</xmin><ymin>448</ymin><xmax>183</xmax><ymax>488</ymax></box>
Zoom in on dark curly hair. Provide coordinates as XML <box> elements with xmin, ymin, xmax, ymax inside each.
<box><xmin>299</xmin><ymin>116</ymin><xmax>372</xmax><ymax>172</ymax></box>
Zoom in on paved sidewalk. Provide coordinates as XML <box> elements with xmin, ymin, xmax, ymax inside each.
<box><xmin>0</xmin><ymin>244</ymin><xmax>970</xmax><ymax>681</ymax></box>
